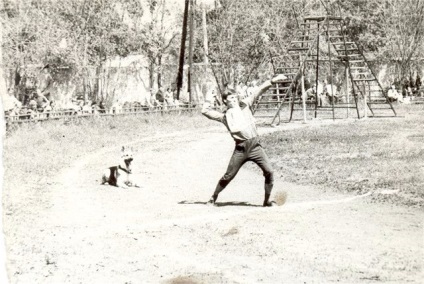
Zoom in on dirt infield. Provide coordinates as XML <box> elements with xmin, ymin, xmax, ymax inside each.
<box><xmin>3</xmin><ymin>126</ymin><xmax>423</xmax><ymax>283</ymax></box>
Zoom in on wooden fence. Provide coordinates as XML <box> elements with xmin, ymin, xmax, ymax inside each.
<box><xmin>4</xmin><ymin>104</ymin><xmax>199</xmax><ymax>125</ymax></box>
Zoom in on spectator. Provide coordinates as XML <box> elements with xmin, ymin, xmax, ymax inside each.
<box><xmin>387</xmin><ymin>85</ymin><xmax>403</xmax><ymax>103</ymax></box>
<box><xmin>3</xmin><ymin>88</ymin><xmax>22</xmax><ymax>120</ymax></box>
<box><xmin>325</xmin><ymin>82</ymin><xmax>339</xmax><ymax>104</ymax></box>
<box><xmin>76</xmin><ymin>94</ymin><xmax>85</xmax><ymax>106</ymax></box>
<box><xmin>99</xmin><ymin>101</ymin><xmax>106</xmax><ymax>114</ymax></box>
<box><xmin>3</xmin><ymin>87</ymin><xmax>21</xmax><ymax>111</ymax></box>
<box><xmin>20</xmin><ymin>106</ymin><xmax>36</xmax><ymax>120</ymax></box>
<box><xmin>91</xmin><ymin>101</ymin><xmax>98</xmax><ymax>114</ymax></box>
<box><xmin>305</xmin><ymin>86</ymin><xmax>316</xmax><ymax>101</ymax></box>
<box><xmin>63</xmin><ymin>98</ymin><xmax>80</xmax><ymax>115</ymax></box>
<box><xmin>416</xmin><ymin>74</ymin><xmax>422</xmax><ymax>90</ymax></box>
<box><xmin>82</xmin><ymin>100</ymin><xmax>92</xmax><ymax>114</ymax></box>
<box><xmin>402</xmin><ymin>79</ymin><xmax>409</xmax><ymax>97</ymax></box>
<box><xmin>24</xmin><ymin>93</ymin><xmax>38</xmax><ymax>119</ymax></box>
<box><xmin>165</xmin><ymin>88</ymin><xmax>174</xmax><ymax>108</ymax></box>
<box><xmin>304</xmin><ymin>78</ymin><xmax>312</xmax><ymax>91</ymax></box>
<box><xmin>156</xmin><ymin>87</ymin><xmax>165</xmax><ymax>105</ymax></box>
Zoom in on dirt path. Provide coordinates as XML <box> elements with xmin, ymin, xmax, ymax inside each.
<box><xmin>5</xmin><ymin>126</ymin><xmax>423</xmax><ymax>283</ymax></box>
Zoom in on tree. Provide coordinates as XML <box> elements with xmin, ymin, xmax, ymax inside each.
<box><xmin>202</xmin><ymin>0</ymin><xmax>297</xmax><ymax>91</ymax></box>
<box><xmin>336</xmin><ymin>0</ymin><xmax>424</xmax><ymax>82</ymax></box>
<box><xmin>138</xmin><ymin>0</ymin><xmax>180</xmax><ymax>90</ymax></box>
<box><xmin>53</xmin><ymin>0</ymin><xmax>144</xmax><ymax>101</ymax></box>
<box><xmin>380</xmin><ymin>0</ymin><xmax>424</xmax><ymax>81</ymax></box>
<box><xmin>1</xmin><ymin>0</ymin><xmax>144</xmax><ymax>103</ymax></box>
<box><xmin>1</xmin><ymin>0</ymin><xmax>71</xmax><ymax>100</ymax></box>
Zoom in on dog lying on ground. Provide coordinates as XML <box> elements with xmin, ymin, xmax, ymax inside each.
<box><xmin>101</xmin><ymin>146</ymin><xmax>140</xmax><ymax>188</ymax></box>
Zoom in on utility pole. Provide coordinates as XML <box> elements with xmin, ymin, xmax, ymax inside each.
<box><xmin>176</xmin><ymin>0</ymin><xmax>190</xmax><ymax>101</ymax></box>
<box><xmin>187</xmin><ymin>0</ymin><xmax>195</xmax><ymax>103</ymax></box>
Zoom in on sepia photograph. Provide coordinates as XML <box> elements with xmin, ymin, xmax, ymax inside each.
<box><xmin>0</xmin><ymin>0</ymin><xmax>423</xmax><ymax>283</ymax></box>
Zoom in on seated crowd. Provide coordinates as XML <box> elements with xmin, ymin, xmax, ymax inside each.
<box><xmin>5</xmin><ymin>75</ymin><xmax>421</xmax><ymax>121</ymax></box>
<box><xmin>3</xmin><ymin>86</ymin><xmax>196</xmax><ymax>121</ymax></box>
<box><xmin>387</xmin><ymin>75</ymin><xmax>423</xmax><ymax>103</ymax></box>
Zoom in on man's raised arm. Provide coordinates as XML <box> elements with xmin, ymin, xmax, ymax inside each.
<box><xmin>255</xmin><ymin>74</ymin><xmax>288</xmax><ymax>99</ymax></box>
<box><xmin>244</xmin><ymin>74</ymin><xmax>288</xmax><ymax>106</ymax></box>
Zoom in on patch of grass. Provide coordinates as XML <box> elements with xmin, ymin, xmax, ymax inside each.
<box><xmin>262</xmin><ymin>104</ymin><xmax>424</xmax><ymax>207</ymax></box>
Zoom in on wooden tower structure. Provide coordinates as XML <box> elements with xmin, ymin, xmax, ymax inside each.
<box><xmin>253</xmin><ymin>15</ymin><xmax>397</xmax><ymax>125</ymax></box>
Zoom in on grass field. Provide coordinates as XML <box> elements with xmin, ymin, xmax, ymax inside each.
<box><xmin>261</xmin><ymin>104</ymin><xmax>424</xmax><ymax>207</ymax></box>
<box><xmin>3</xmin><ymin>104</ymin><xmax>423</xmax><ymax>208</ymax></box>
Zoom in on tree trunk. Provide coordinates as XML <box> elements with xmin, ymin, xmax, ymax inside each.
<box><xmin>83</xmin><ymin>34</ymin><xmax>88</xmax><ymax>102</ymax></box>
<box><xmin>95</xmin><ymin>64</ymin><xmax>102</xmax><ymax>102</ymax></box>
<box><xmin>149</xmin><ymin>59</ymin><xmax>155</xmax><ymax>89</ymax></box>
<box><xmin>157</xmin><ymin>55</ymin><xmax>162</xmax><ymax>89</ymax></box>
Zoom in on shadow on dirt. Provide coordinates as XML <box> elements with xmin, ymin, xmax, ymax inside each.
<box><xmin>178</xmin><ymin>200</ymin><xmax>262</xmax><ymax>207</ymax></box>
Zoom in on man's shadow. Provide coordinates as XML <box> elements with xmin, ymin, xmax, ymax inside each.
<box><xmin>178</xmin><ymin>200</ymin><xmax>262</xmax><ymax>207</ymax></box>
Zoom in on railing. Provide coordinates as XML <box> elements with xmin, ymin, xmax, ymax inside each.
<box><xmin>4</xmin><ymin>103</ymin><xmax>199</xmax><ymax>124</ymax></box>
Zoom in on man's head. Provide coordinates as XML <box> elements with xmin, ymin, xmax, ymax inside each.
<box><xmin>221</xmin><ymin>88</ymin><xmax>239</xmax><ymax>108</ymax></box>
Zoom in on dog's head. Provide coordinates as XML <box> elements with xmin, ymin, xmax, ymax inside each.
<box><xmin>119</xmin><ymin>146</ymin><xmax>134</xmax><ymax>173</ymax></box>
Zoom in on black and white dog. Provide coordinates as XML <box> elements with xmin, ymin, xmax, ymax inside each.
<box><xmin>101</xmin><ymin>146</ymin><xmax>140</xmax><ymax>188</ymax></box>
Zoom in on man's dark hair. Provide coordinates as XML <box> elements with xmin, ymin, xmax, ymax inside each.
<box><xmin>221</xmin><ymin>88</ymin><xmax>236</xmax><ymax>102</ymax></box>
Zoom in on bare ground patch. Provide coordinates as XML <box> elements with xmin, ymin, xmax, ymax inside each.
<box><xmin>2</xmin><ymin>110</ymin><xmax>423</xmax><ymax>283</ymax></box>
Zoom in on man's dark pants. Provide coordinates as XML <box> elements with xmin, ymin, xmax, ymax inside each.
<box><xmin>215</xmin><ymin>136</ymin><xmax>274</xmax><ymax>195</ymax></box>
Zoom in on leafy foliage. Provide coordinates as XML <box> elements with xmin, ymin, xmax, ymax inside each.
<box><xmin>1</xmin><ymin>0</ymin><xmax>423</xmax><ymax>98</ymax></box>
<box><xmin>338</xmin><ymin>0</ymin><xmax>424</xmax><ymax>81</ymax></box>
<box><xmin>203</xmin><ymin>0</ymin><xmax>296</xmax><ymax>89</ymax></box>
<box><xmin>136</xmin><ymin>0</ymin><xmax>180</xmax><ymax>89</ymax></box>
<box><xmin>2</xmin><ymin>0</ymin><xmax>144</xmax><ymax>69</ymax></box>
<box><xmin>199</xmin><ymin>0</ymin><xmax>424</xmax><ymax>90</ymax></box>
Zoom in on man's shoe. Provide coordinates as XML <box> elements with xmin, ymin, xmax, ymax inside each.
<box><xmin>207</xmin><ymin>195</ymin><xmax>217</xmax><ymax>206</ymax></box>
<box><xmin>263</xmin><ymin>200</ymin><xmax>276</xmax><ymax>207</ymax></box>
